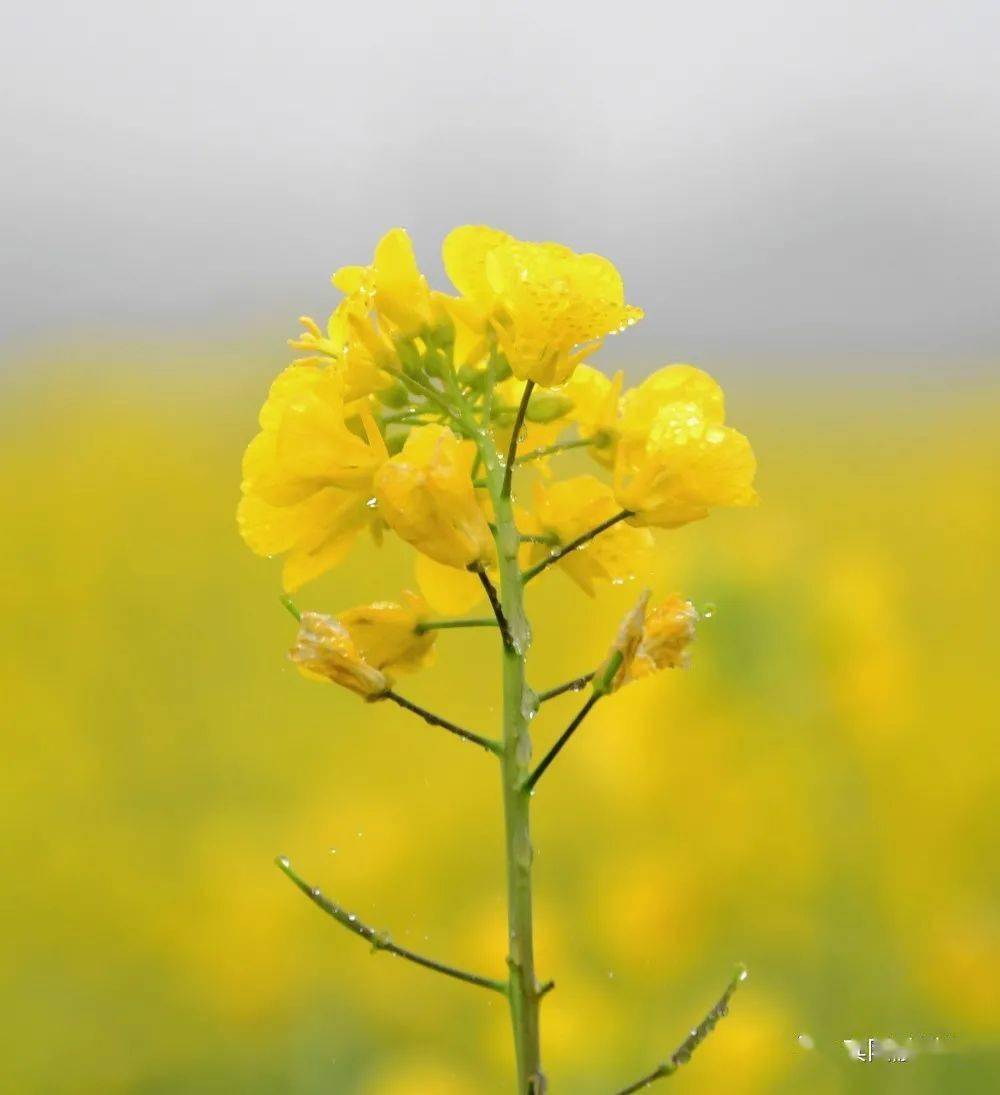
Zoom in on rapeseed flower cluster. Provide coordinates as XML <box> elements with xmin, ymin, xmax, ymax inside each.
<box><xmin>239</xmin><ymin>226</ymin><xmax>757</xmax><ymax>1089</ymax></box>
<box><xmin>239</xmin><ymin>225</ymin><xmax>756</xmax><ymax>681</ymax></box>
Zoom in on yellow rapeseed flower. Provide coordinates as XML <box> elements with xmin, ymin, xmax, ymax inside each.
<box><xmin>332</xmin><ymin>227</ymin><xmax>435</xmax><ymax>338</ymax></box>
<box><xmin>374</xmin><ymin>424</ymin><xmax>496</xmax><ymax>570</ymax></box>
<box><xmin>442</xmin><ymin>225</ymin><xmax>643</xmax><ymax>387</ymax></box>
<box><xmin>237</xmin><ymin>363</ymin><xmax>389</xmax><ymax>591</ymax></box>
<box><xmin>288</xmin><ymin>611</ymin><xmax>390</xmax><ymax>698</ymax></box>
<box><xmin>290</xmin><ymin>228</ymin><xmax>435</xmax><ymax>400</ymax></box>
<box><xmin>338</xmin><ymin>591</ymin><xmax>436</xmax><ymax>676</ymax></box>
<box><xmin>520</xmin><ymin>476</ymin><xmax>653</xmax><ymax>595</ymax></box>
<box><xmin>613</xmin><ymin>364</ymin><xmax>757</xmax><ymax>527</ymax></box>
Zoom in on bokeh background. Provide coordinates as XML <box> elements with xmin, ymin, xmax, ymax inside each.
<box><xmin>2</xmin><ymin>2</ymin><xmax>998</xmax><ymax>1092</ymax></box>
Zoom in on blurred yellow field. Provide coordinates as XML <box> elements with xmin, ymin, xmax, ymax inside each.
<box><xmin>2</xmin><ymin>345</ymin><xmax>997</xmax><ymax>1092</ymax></box>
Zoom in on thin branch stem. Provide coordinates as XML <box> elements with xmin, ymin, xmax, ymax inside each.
<box><xmin>611</xmin><ymin>966</ymin><xmax>749</xmax><ymax>1094</ymax></box>
<box><xmin>275</xmin><ymin>857</ymin><xmax>508</xmax><ymax>995</ymax></box>
<box><xmin>522</xmin><ymin>509</ymin><xmax>634</xmax><ymax>584</ymax></box>
<box><xmin>415</xmin><ymin>617</ymin><xmax>499</xmax><ymax>634</ymax></box>
<box><xmin>384</xmin><ymin>690</ymin><xmax>501</xmax><ymax>755</ymax></box>
<box><xmin>472</xmin><ymin>565</ymin><xmax>513</xmax><ymax>649</ymax></box>
<box><xmin>521</xmin><ymin>692</ymin><xmax>601</xmax><ymax>793</ymax></box>
<box><xmin>515</xmin><ymin>436</ymin><xmax>598</xmax><ymax>466</ymax></box>
<box><xmin>536</xmin><ymin>672</ymin><xmax>595</xmax><ymax>703</ymax></box>
<box><xmin>501</xmin><ymin>379</ymin><xmax>534</xmax><ymax>497</ymax></box>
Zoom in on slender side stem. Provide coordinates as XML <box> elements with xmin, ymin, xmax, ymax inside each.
<box><xmin>416</xmin><ymin>617</ymin><xmax>499</xmax><ymax>634</ymax></box>
<box><xmin>502</xmin><ymin>379</ymin><xmax>534</xmax><ymax>497</ymax></box>
<box><xmin>384</xmin><ymin>690</ymin><xmax>501</xmax><ymax>755</ymax></box>
<box><xmin>611</xmin><ymin>966</ymin><xmax>749</xmax><ymax>1094</ymax></box>
<box><xmin>536</xmin><ymin>672</ymin><xmax>595</xmax><ymax>704</ymax></box>
<box><xmin>275</xmin><ymin>857</ymin><xmax>507</xmax><ymax>994</ymax></box>
<box><xmin>522</xmin><ymin>510</ymin><xmax>634</xmax><ymax>584</ymax></box>
<box><xmin>515</xmin><ymin>436</ymin><xmax>598</xmax><ymax>466</ymax></box>
<box><xmin>473</xmin><ymin>565</ymin><xmax>513</xmax><ymax>649</ymax></box>
<box><xmin>522</xmin><ymin>693</ymin><xmax>601</xmax><ymax>793</ymax></box>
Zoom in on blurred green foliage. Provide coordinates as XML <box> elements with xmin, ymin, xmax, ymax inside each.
<box><xmin>1</xmin><ymin>344</ymin><xmax>997</xmax><ymax>1092</ymax></box>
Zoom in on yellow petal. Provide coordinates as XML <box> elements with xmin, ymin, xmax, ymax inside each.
<box><xmin>415</xmin><ymin>554</ymin><xmax>485</xmax><ymax>615</ymax></box>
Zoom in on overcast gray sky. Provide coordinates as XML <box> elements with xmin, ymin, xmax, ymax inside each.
<box><xmin>2</xmin><ymin>0</ymin><xmax>999</xmax><ymax>356</ymax></box>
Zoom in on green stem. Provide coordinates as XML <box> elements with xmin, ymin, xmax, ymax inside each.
<box><xmin>457</xmin><ymin>394</ymin><xmax>546</xmax><ymax>1093</ymax></box>
<box><xmin>415</xmin><ymin>617</ymin><xmax>499</xmax><ymax>633</ymax></box>
<box><xmin>515</xmin><ymin>436</ymin><xmax>598</xmax><ymax>466</ymax></box>
<box><xmin>536</xmin><ymin>672</ymin><xmax>594</xmax><ymax>703</ymax></box>
<box><xmin>611</xmin><ymin>965</ymin><xmax>749</xmax><ymax>1094</ymax></box>
<box><xmin>522</xmin><ymin>693</ymin><xmax>601</xmax><ymax>793</ymax></box>
<box><xmin>275</xmin><ymin>856</ymin><xmax>507</xmax><ymax>994</ymax></box>
<box><xmin>502</xmin><ymin>380</ymin><xmax>534</xmax><ymax>498</ymax></box>
<box><xmin>383</xmin><ymin>690</ymin><xmax>502</xmax><ymax>755</ymax></box>
<box><xmin>473</xmin><ymin>564</ymin><xmax>513</xmax><ymax>649</ymax></box>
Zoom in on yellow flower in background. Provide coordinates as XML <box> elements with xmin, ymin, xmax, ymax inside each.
<box><xmin>374</xmin><ymin>425</ymin><xmax>496</xmax><ymax>570</ymax></box>
<box><xmin>442</xmin><ymin>225</ymin><xmax>643</xmax><ymax>386</ymax></box>
<box><xmin>237</xmin><ymin>363</ymin><xmax>388</xmax><ymax>591</ymax></box>
<box><xmin>338</xmin><ymin>591</ymin><xmax>436</xmax><ymax>676</ymax></box>
<box><xmin>414</xmin><ymin>554</ymin><xmax>488</xmax><ymax>615</ymax></box>
<box><xmin>288</xmin><ymin>611</ymin><xmax>390</xmax><ymax>698</ymax></box>
<box><xmin>614</xmin><ymin>365</ymin><xmax>757</xmax><ymax>527</ymax></box>
<box><xmin>521</xmin><ymin>476</ymin><xmax>653</xmax><ymax>595</ymax></box>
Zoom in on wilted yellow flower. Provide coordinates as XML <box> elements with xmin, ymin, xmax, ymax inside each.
<box><xmin>237</xmin><ymin>363</ymin><xmax>388</xmax><ymax>591</ymax></box>
<box><xmin>442</xmin><ymin>225</ymin><xmax>643</xmax><ymax>386</ymax></box>
<box><xmin>520</xmin><ymin>476</ymin><xmax>652</xmax><ymax>595</ymax></box>
<box><xmin>613</xmin><ymin>365</ymin><xmax>757</xmax><ymax>527</ymax></box>
<box><xmin>374</xmin><ymin>425</ymin><xmax>496</xmax><ymax>570</ymax></box>
<box><xmin>631</xmin><ymin>594</ymin><xmax>699</xmax><ymax>675</ymax></box>
<box><xmin>594</xmin><ymin>589</ymin><xmax>698</xmax><ymax>692</ymax></box>
<box><xmin>289</xmin><ymin>611</ymin><xmax>389</xmax><ymax>698</ymax></box>
<box><xmin>594</xmin><ymin>589</ymin><xmax>650</xmax><ymax>694</ymax></box>
<box><xmin>338</xmin><ymin>591</ymin><xmax>436</xmax><ymax>676</ymax></box>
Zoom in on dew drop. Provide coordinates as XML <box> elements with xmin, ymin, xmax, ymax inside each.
<box><xmin>797</xmin><ymin>1033</ymin><xmax>815</xmax><ymax>1050</ymax></box>
<box><xmin>277</xmin><ymin>855</ymin><xmax>291</xmax><ymax>869</ymax></box>
<box><xmin>701</xmin><ymin>602</ymin><xmax>716</xmax><ymax>620</ymax></box>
